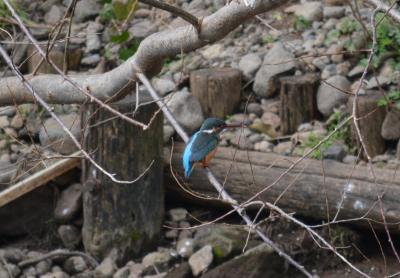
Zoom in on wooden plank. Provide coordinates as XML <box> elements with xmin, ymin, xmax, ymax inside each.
<box><xmin>0</xmin><ymin>151</ymin><xmax>81</xmax><ymax>207</ymax></box>
<box><xmin>166</xmin><ymin>143</ymin><xmax>400</xmax><ymax>232</ymax></box>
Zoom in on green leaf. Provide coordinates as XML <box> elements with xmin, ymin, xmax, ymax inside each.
<box><xmin>118</xmin><ymin>40</ymin><xmax>141</xmax><ymax>60</ymax></box>
<box><xmin>111</xmin><ymin>31</ymin><xmax>130</xmax><ymax>43</ymax></box>
<box><xmin>113</xmin><ymin>0</ymin><xmax>138</xmax><ymax>21</ymax></box>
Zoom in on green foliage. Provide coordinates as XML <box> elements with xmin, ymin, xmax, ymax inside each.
<box><xmin>111</xmin><ymin>30</ymin><xmax>130</xmax><ymax>44</ymax></box>
<box><xmin>118</xmin><ymin>39</ymin><xmax>141</xmax><ymax>60</ymax></box>
<box><xmin>100</xmin><ymin>0</ymin><xmax>138</xmax><ymax>23</ymax></box>
<box><xmin>338</xmin><ymin>18</ymin><xmax>360</xmax><ymax>35</ymax></box>
<box><xmin>325</xmin><ymin>29</ymin><xmax>340</xmax><ymax>45</ymax></box>
<box><xmin>263</xmin><ymin>34</ymin><xmax>276</xmax><ymax>44</ymax></box>
<box><xmin>294</xmin><ymin>16</ymin><xmax>311</xmax><ymax>31</ymax></box>
<box><xmin>371</xmin><ymin>13</ymin><xmax>400</xmax><ymax>68</ymax></box>
<box><xmin>378</xmin><ymin>90</ymin><xmax>400</xmax><ymax>109</ymax></box>
<box><xmin>299</xmin><ymin>111</ymin><xmax>351</xmax><ymax>159</ymax></box>
<box><xmin>0</xmin><ymin>0</ymin><xmax>29</xmax><ymax>28</ymax></box>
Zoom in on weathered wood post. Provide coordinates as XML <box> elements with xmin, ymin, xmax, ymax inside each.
<box><xmin>81</xmin><ymin>95</ymin><xmax>164</xmax><ymax>263</ymax></box>
<box><xmin>348</xmin><ymin>90</ymin><xmax>387</xmax><ymax>159</ymax></box>
<box><xmin>190</xmin><ymin>68</ymin><xmax>241</xmax><ymax>118</ymax></box>
<box><xmin>279</xmin><ymin>74</ymin><xmax>320</xmax><ymax>135</ymax></box>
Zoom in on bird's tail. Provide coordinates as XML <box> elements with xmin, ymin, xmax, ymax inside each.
<box><xmin>184</xmin><ymin>162</ymin><xmax>194</xmax><ymax>178</ymax></box>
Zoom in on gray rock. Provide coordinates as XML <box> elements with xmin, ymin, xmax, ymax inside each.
<box><xmin>166</xmin><ymin>89</ymin><xmax>204</xmax><ymax>134</ymax></box>
<box><xmin>323</xmin><ymin>144</ymin><xmax>347</xmax><ymax>161</ymax></box>
<box><xmin>94</xmin><ymin>257</ymin><xmax>116</xmax><ymax>278</ymax></box>
<box><xmin>86</xmin><ymin>22</ymin><xmax>102</xmax><ymax>54</ymax></box>
<box><xmin>317</xmin><ymin>75</ymin><xmax>351</xmax><ymax>116</ymax></box>
<box><xmin>194</xmin><ymin>224</ymin><xmax>247</xmax><ymax>263</ymax></box>
<box><xmin>381</xmin><ymin>109</ymin><xmax>400</xmax><ymax>140</ymax></box>
<box><xmin>238</xmin><ymin>53</ymin><xmax>262</xmax><ymax>80</ymax></box>
<box><xmin>273</xmin><ymin>141</ymin><xmax>292</xmax><ymax>155</ymax></box>
<box><xmin>176</xmin><ymin>238</ymin><xmax>194</xmax><ymax>258</ymax></box>
<box><xmin>164</xmin><ymin>262</ymin><xmax>191</xmax><ymax>278</ymax></box>
<box><xmin>168</xmin><ymin>208</ymin><xmax>188</xmax><ymax>222</ymax></box>
<box><xmin>188</xmin><ymin>245</ymin><xmax>213</xmax><ymax>276</ymax></box>
<box><xmin>163</xmin><ymin>125</ymin><xmax>175</xmax><ymax>143</ymax></box>
<box><xmin>129</xmin><ymin>19</ymin><xmax>158</xmax><ymax>39</ymax></box>
<box><xmin>348</xmin><ymin>65</ymin><xmax>365</xmax><ymax>78</ymax></box>
<box><xmin>261</xmin><ymin>112</ymin><xmax>280</xmax><ymax>130</ymax></box>
<box><xmin>36</xmin><ymin>260</ymin><xmax>52</xmax><ymax>276</ymax></box>
<box><xmin>367</xmin><ymin>75</ymin><xmax>391</xmax><ymax>89</ymax></box>
<box><xmin>321</xmin><ymin>64</ymin><xmax>337</xmax><ymax>79</ymax></box>
<box><xmin>397</xmin><ymin>140</ymin><xmax>400</xmax><ymax>160</ymax></box>
<box><xmin>1</xmin><ymin>264</ymin><xmax>20</xmax><ymax>278</ymax></box>
<box><xmin>0</xmin><ymin>116</ymin><xmax>9</xmax><ymax>128</ymax></box>
<box><xmin>253</xmin><ymin>43</ymin><xmax>296</xmax><ymax>97</ymax></box>
<box><xmin>113</xmin><ymin>266</ymin><xmax>131</xmax><ymax>278</ymax></box>
<box><xmin>73</xmin><ymin>0</ymin><xmax>101</xmax><ymax>23</ymax></box>
<box><xmin>284</xmin><ymin>1</ymin><xmax>323</xmax><ymax>21</ymax></box>
<box><xmin>312</xmin><ymin>56</ymin><xmax>330</xmax><ymax>71</ymax></box>
<box><xmin>152</xmin><ymin>77</ymin><xmax>176</xmax><ymax>96</ymax></box>
<box><xmin>246</xmin><ymin>103</ymin><xmax>263</xmax><ymax>117</ymax></box>
<box><xmin>254</xmin><ymin>140</ymin><xmax>272</xmax><ymax>152</ymax></box>
<box><xmin>0</xmin><ymin>249</ymin><xmax>24</xmax><ymax>263</ymax></box>
<box><xmin>201</xmin><ymin>244</ymin><xmax>283</xmax><ymax>278</ymax></box>
<box><xmin>0</xmin><ymin>161</ymin><xmax>16</xmax><ymax>186</ymax></box>
<box><xmin>40</xmin><ymin>271</ymin><xmax>69</xmax><ymax>278</ymax></box>
<box><xmin>81</xmin><ymin>54</ymin><xmax>101</xmax><ymax>66</ymax></box>
<box><xmin>142</xmin><ymin>250</ymin><xmax>173</xmax><ymax>273</ymax></box>
<box><xmin>323</xmin><ymin>6</ymin><xmax>345</xmax><ymax>19</ymax></box>
<box><xmin>336</xmin><ymin>62</ymin><xmax>350</xmax><ymax>76</ymax></box>
<box><xmin>10</xmin><ymin>113</ymin><xmax>24</xmax><ymax>129</ymax></box>
<box><xmin>63</xmin><ymin>256</ymin><xmax>87</xmax><ymax>274</ymax></box>
<box><xmin>39</xmin><ymin>113</ymin><xmax>80</xmax><ymax>155</ymax></box>
<box><xmin>54</xmin><ymin>183</ymin><xmax>82</xmax><ymax>222</ymax></box>
<box><xmin>58</xmin><ymin>225</ymin><xmax>82</xmax><ymax>249</ymax></box>
<box><xmin>44</xmin><ymin>5</ymin><xmax>64</xmax><ymax>25</ymax></box>
<box><xmin>327</xmin><ymin>44</ymin><xmax>344</xmax><ymax>63</ymax></box>
<box><xmin>343</xmin><ymin>155</ymin><xmax>357</xmax><ymax>164</ymax></box>
<box><xmin>0</xmin><ymin>106</ymin><xmax>16</xmax><ymax>117</ymax></box>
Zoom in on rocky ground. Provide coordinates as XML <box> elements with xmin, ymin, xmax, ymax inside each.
<box><xmin>1</xmin><ymin>0</ymin><xmax>400</xmax><ymax>277</ymax></box>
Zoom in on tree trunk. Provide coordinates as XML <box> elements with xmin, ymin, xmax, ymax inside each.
<box><xmin>82</xmin><ymin>96</ymin><xmax>164</xmax><ymax>263</ymax></box>
<box><xmin>348</xmin><ymin>90</ymin><xmax>387</xmax><ymax>159</ymax></box>
<box><xmin>279</xmin><ymin>74</ymin><xmax>320</xmax><ymax>135</ymax></box>
<box><xmin>190</xmin><ymin>68</ymin><xmax>241</xmax><ymax>118</ymax></box>
<box><xmin>166</xmin><ymin>143</ymin><xmax>400</xmax><ymax>232</ymax></box>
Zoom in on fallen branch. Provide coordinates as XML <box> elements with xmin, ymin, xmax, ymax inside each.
<box><xmin>0</xmin><ymin>152</ymin><xmax>81</xmax><ymax>208</ymax></box>
<box><xmin>167</xmin><ymin>144</ymin><xmax>400</xmax><ymax>232</ymax></box>
<box><xmin>18</xmin><ymin>249</ymin><xmax>99</xmax><ymax>268</ymax></box>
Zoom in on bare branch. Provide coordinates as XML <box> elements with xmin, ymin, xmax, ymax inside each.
<box><xmin>0</xmin><ymin>0</ymin><xmax>286</xmax><ymax>105</ymax></box>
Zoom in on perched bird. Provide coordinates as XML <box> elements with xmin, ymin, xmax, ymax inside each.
<box><xmin>183</xmin><ymin>118</ymin><xmax>241</xmax><ymax>177</ymax></box>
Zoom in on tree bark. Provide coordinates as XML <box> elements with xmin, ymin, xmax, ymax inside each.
<box><xmin>166</xmin><ymin>143</ymin><xmax>400</xmax><ymax>232</ymax></box>
<box><xmin>349</xmin><ymin>90</ymin><xmax>387</xmax><ymax>159</ymax></box>
<box><xmin>82</xmin><ymin>96</ymin><xmax>164</xmax><ymax>263</ymax></box>
<box><xmin>190</xmin><ymin>68</ymin><xmax>241</xmax><ymax>118</ymax></box>
<box><xmin>279</xmin><ymin>74</ymin><xmax>320</xmax><ymax>135</ymax></box>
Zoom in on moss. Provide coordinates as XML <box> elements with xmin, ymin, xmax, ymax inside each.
<box><xmin>131</xmin><ymin>229</ymin><xmax>141</xmax><ymax>242</ymax></box>
<box><xmin>213</xmin><ymin>245</ymin><xmax>224</xmax><ymax>259</ymax></box>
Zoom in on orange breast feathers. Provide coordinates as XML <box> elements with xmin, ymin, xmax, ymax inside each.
<box><xmin>202</xmin><ymin>147</ymin><xmax>218</xmax><ymax>167</ymax></box>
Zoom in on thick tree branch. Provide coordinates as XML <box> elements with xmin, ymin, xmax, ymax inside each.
<box><xmin>0</xmin><ymin>0</ymin><xmax>285</xmax><ymax>105</ymax></box>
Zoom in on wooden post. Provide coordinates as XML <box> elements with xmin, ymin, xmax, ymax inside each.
<box><xmin>81</xmin><ymin>96</ymin><xmax>164</xmax><ymax>264</ymax></box>
<box><xmin>279</xmin><ymin>74</ymin><xmax>320</xmax><ymax>135</ymax></box>
<box><xmin>190</xmin><ymin>68</ymin><xmax>241</xmax><ymax>118</ymax></box>
<box><xmin>348</xmin><ymin>90</ymin><xmax>387</xmax><ymax>159</ymax></box>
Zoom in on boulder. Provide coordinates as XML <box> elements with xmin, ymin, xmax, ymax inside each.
<box><xmin>381</xmin><ymin>109</ymin><xmax>400</xmax><ymax>140</ymax></box>
<box><xmin>253</xmin><ymin>43</ymin><xmax>296</xmax><ymax>98</ymax></box>
<box><xmin>317</xmin><ymin>75</ymin><xmax>350</xmax><ymax>116</ymax></box>
<box><xmin>39</xmin><ymin>114</ymin><xmax>80</xmax><ymax>155</ymax></box>
<box><xmin>166</xmin><ymin>89</ymin><xmax>204</xmax><ymax>134</ymax></box>
<box><xmin>188</xmin><ymin>245</ymin><xmax>213</xmax><ymax>276</ymax></box>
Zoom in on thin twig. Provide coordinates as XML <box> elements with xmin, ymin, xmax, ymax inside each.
<box><xmin>18</xmin><ymin>249</ymin><xmax>98</xmax><ymax>268</ymax></box>
<box><xmin>139</xmin><ymin>0</ymin><xmax>202</xmax><ymax>32</ymax></box>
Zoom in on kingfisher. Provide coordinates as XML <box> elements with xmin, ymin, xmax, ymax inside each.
<box><xmin>182</xmin><ymin>118</ymin><xmax>241</xmax><ymax>177</ymax></box>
